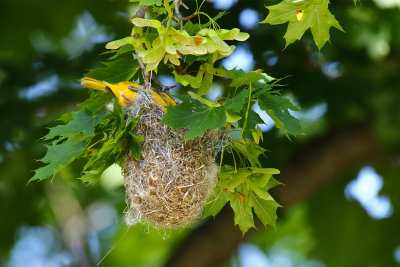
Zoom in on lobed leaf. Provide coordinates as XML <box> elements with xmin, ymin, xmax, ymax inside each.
<box><xmin>30</xmin><ymin>139</ymin><xmax>86</xmax><ymax>182</ymax></box>
<box><xmin>261</xmin><ymin>0</ymin><xmax>344</xmax><ymax>50</ymax></box>
<box><xmin>160</xmin><ymin>95</ymin><xmax>226</xmax><ymax>140</ymax></box>
<box><xmin>258</xmin><ymin>94</ymin><xmax>302</xmax><ymax>137</ymax></box>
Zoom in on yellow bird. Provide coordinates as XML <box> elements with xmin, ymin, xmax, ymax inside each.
<box><xmin>81</xmin><ymin>77</ymin><xmax>176</xmax><ymax>108</ymax></box>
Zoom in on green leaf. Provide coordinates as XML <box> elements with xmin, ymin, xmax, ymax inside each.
<box><xmin>218</xmin><ymin>169</ymin><xmax>252</xmax><ymax>189</ymax></box>
<box><xmin>203</xmin><ymin>187</ymin><xmax>231</xmax><ymax>217</ymax></box>
<box><xmin>250</xmin><ymin>167</ymin><xmax>280</xmax><ymax>175</ymax></box>
<box><xmin>30</xmin><ymin>139</ymin><xmax>86</xmax><ymax>182</ymax></box>
<box><xmin>45</xmin><ymin>110</ymin><xmax>107</xmax><ymax>140</ymax></box>
<box><xmin>131</xmin><ymin>18</ymin><xmax>163</xmax><ymax>29</ymax></box>
<box><xmin>225</xmin><ymin>89</ymin><xmax>249</xmax><ymax>113</ymax></box>
<box><xmin>252</xmin><ymin>173</ymin><xmax>272</xmax><ymax>188</ymax></box>
<box><xmin>104</xmin><ymin>45</ymin><xmax>135</xmax><ymax>60</ymax></box>
<box><xmin>232</xmin><ymin>140</ymin><xmax>266</xmax><ymax>167</ymax></box>
<box><xmin>258</xmin><ymin>94</ymin><xmax>302</xmax><ymax>137</ymax></box>
<box><xmin>226</xmin><ymin>112</ymin><xmax>241</xmax><ymax>123</ymax></box>
<box><xmin>160</xmin><ymin>95</ymin><xmax>226</xmax><ymax>140</ymax></box>
<box><xmin>187</xmin><ymin>91</ymin><xmax>220</xmax><ymax>108</ymax></box>
<box><xmin>230</xmin><ymin>69</ymin><xmax>265</xmax><ymax>87</ymax></box>
<box><xmin>246</xmin><ymin>179</ymin><xmax>274</xmax><ymax>201</ymax></box>
<box><xmin>198</xmin><ymin>72</ymin><xmax>214</xmax><ymax>96</ymax></box>
<box><xmin>261</xmin><ymin>0</ymin><xmax>344</xmax><ymax>50</ymax></box>
<box><xmin>239</xmin><ymin>108</ymin><xmax>264</xmax><ymax>141</ymax></box>
<box><xmin>231</xmin><ymin>196</ymin><xmax>255</xmax><ymax>234</ymax></box>
<box><xmin>106</xmin><ymin>37</ymin><xmax>135</xmax><ymax>50</ymax></box>
<box><xmin>139</xmin><ymin>0</ymin><xmax>162</xmax><ymax>5</ymax></box>
<box><xmin>77</xmin><ymin>91</ymin><xmax>110</xmax><ymax>114</ymax></box>
<box><xmin>84</xmin><ymin>53</ymin><xmax>140</xmax><ymax>83</ymax></box>
<box><xmin>249</xmin><ymin>192</ymin><xmax>280</xmax><ymax>229</ymax></box>
<box><xmin>173</xmin><ymin>71</ymin><xmax>202</xmax><ymax>88</ymax></box>
<box><xmin>129</xmin><ymin>132</ymin><xmax>144</xmax><ymax>160</ymax></box>
<box><xmin>265</xmin><ymin>176</ymin><xmax>284</xmax><ymax>190</ymax></box>
<box><xmin>217</xmin><ymin>28</ymin><xmax>250</xmax><ymax>41</ymax></box>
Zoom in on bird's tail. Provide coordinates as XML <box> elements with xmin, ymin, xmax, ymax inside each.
<box><xmin>81</xmin><ymin>77</ymin><xmax>108</xmax><ymax>92</ymax></box>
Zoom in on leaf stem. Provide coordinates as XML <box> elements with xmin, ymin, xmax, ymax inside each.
<box><xmin>241</xmin><ymin>83</ymin><xmax>252</xmax><ymax>142</ymax></box>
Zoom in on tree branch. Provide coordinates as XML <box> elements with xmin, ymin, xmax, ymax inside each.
<box><xmin>130</xmin><ymin>5</ymin><xmax>148</xmax><ymax>20</ymax></box>
<box><xmin>164</xmin><ymin>123</ymin><xmax>381</xmax><ymax>267</ymax></box>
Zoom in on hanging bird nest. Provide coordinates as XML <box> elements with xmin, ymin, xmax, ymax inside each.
<box><xmin>123</xmin><ymin>91</ymin><xmax>220</xmax><ymax>227</ymax></box>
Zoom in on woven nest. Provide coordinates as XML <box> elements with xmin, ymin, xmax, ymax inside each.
<box><xmin>123</xmin><ymin>92</ymin><xmax>220</xmax><ymax>227</ymax></box>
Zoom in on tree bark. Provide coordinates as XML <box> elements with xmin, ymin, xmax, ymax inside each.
<box><xmin>164</xmin><ymin>123</ymin><xmax>380</xmax><ymax>267</ymax></box>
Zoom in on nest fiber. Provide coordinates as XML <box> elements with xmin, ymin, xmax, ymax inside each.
<box><xmin>123</xmin><ymin>92</ymin><xmax>219</xmax><ymax>227</ymax></box>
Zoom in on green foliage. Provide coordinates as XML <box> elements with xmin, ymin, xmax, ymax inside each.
<box><xmin>261</xmin><ymin>0</ymin><xmax>344</xmax><ymax>50</ymax></box>
<box><xmin>204</xmin><ymin>164</ymin><xmax>281</xmax><ymax>234</ymax></box>
<box><xmin>160</xmin><ymin>95</ymin><xmax>227</xmax><ymax>140</ymax></box>
<box><xmin>258</xmin><ymin>94</ymin><xmax>302</xmax><ymax>137</ymax></box>
<box><xmin>44</xmin><ymin>110</ymin><xmax>107</xmax><ymax>140</ymax></box>
<box><xmin>84</xmin><ymin>53</ymin><xmax>140</xmax><ymax>83</ymax></box>
<box><xmin>30</xmin><ymin>139</ymin><xmax>86</xmax><ymax>182</ymax></box>
<box><xmin>29</xmin><ymin>0</ymin><xmax>319</xmax><ymax>234</ymax></box>
<box><xmin>31</xmin><ymin>91</ymin><xmax>142</xmax><ymax>184</ymax></box>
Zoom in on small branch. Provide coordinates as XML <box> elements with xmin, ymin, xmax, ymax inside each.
<box><xmin>151</xmin><ymin>76</ymin><xmax>165</xmax><ymax>91</ymax></box>
<box><xmin>173</xmin><ymin>0</ymin><xmax>193</xmax><ymax>26</ymax></box>
<box><xmin>135</xmin><ymin>50</ymin><xmax>150</xmax><ymax>89</ymax></box>
<box><xmin>174</xmin><ymin>0</ymin><xmax>185</xmax><ymax>23</ymax></box>
<box><xmin>130</xmin><ymin>5</ymin><xmax>149</xmax><ymax>20</ymax></box>
<box><xmin>151</xmin><ymin>76</ymin><xmax>177</xmax><ymax>93</ymax></box>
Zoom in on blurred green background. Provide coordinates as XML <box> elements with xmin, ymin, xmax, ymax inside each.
<box><xmin>1</xmin><ymin>0</ymin><xmax>400</xmax><ymax>266</ymax></box>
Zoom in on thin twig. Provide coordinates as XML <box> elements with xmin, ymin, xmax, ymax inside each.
<box><xmin>151</xmin><ymin>76</ymin><xmax>177</xmax><ymax>93</ymax></box>
<box><xmin>135</xmin><ymin>50</ymin><xmax>150</xmax><ymax>89</ymax></box>
<box><xmin>130</xmin><ymin>5</ymin><xmax>149</xmax><ymax>20</ymax></box>
<box><xmin>174</xmin><ymin>0</ymin><xmax>185</xmax><ymax>24</ymax></box>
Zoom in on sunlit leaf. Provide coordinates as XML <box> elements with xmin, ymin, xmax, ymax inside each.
<box><xmin>261</xmin><ymin>0</ymin><xmax>344</xmax><ymax>49</ymax></box>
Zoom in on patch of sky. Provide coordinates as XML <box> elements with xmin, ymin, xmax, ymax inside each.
<box><xmin>6</xmin><ymin>226</ymin><xmax>73</xmax><ymax>267</ymax></box>
<box><xmin>62</xmin><ymin>12</ymin><xmax>114</xmax><ymax>58</ymax></box>
<box><xmin>86</xmin><ymin>201</ymin><xmax>118</xmax><ymax>261</ymax></box>
<box><xmin>394</xmin><ymin>247</ymin><xmax>400</xmax><ymax>264</ymax></box>
<box><xmin>206</xmin><ymin>83</ymin><xmax>224</xmax><ymax>102</ymax></box>
<box><xmin>87</xmin><ymin>229</ymin><xmax>100</xmax><ymax>262</ymax></box>
<box><xmin>239</xmin><ymin>243</ymin><xmax>326</xmax><ymax>267</ymax></box>
<box><xmin>87</xmin><ymin>202</ymin><xmax>118</xmax><ymax>234</ymax></box>
<box><xmin>222</xmin><ymin>43</ymin><xmax>255</xmax><ymax>72</ymax></box>
<box><xmin>239</xmin><ymin>244</ymin><xmax>269</xmax><ymax>267</ymax></box>
<box><xmin>252</xmin><ymin>102</ymin><xmax>275</xmax><ymax>132</ymax></box>
<box><xmin>345</xmin><ymin>166</ymin><xmax>393</xmax><ymax>219</ymax></box>
<box><xmin>321</xmin><ymin>62</ymin><xmax>343</xmax><ymax>79</ymax></box>
<box><xmin>157</xmin><ymin>75</ymin><xmax>181</xmax><ymax>95</ymax></box>
<box><xmin>263</xmin><ymin>50</ymin><xmax>279</xmax><ymax>67</ymax></box>
<box><xmin>4</xmin><ymin>141</ymin><xmax>20</xmax><ymax>151</ymax></box>
<box><xmin>289</xmin><ymin>102</ymin><xmax>328</xmax><ymax>122</ymax></box>
<box><xmin>239</xmin><ymin>8</ymin><xmax>262</xmax><ymax>30</ymax></box>
<box><xmin>19</xmin><ymin>74</ymin><xmax>59</xmax><ymax>100</ymax></box>
<box><xmin>210</xmin><ymin>0</ymin><xmax>238</xmax><ymax>10</ymax></box>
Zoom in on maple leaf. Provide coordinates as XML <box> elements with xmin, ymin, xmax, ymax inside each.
<box><xmin>261</xmin><ymin>0</ymin><xmax>344</xmax><ymax>50</ymax></box>
<box><xmin>30</xmin><ymin>139</ymin><xmax>86</xmax><ymax>182</ymax></box>
<box><xmin>160</xmin><ymin>95</ymin><xmax>226</xmax><ymax>140</ymax></box>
